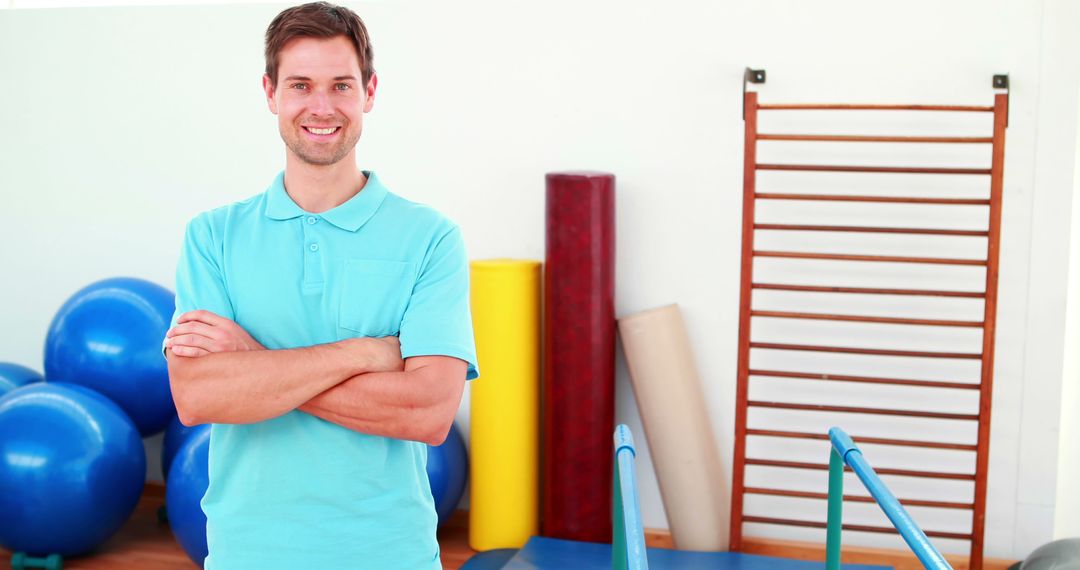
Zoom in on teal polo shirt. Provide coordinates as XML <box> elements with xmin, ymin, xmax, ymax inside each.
<box><xmin>169</xmin><ymin>171</ymin><xmax>478</xmax><ymax>570</ymax></box>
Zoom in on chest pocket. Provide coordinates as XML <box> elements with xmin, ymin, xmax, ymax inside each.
<box><xmin>339</xmin><ymin>259</ymin><xmax>416</xmax><ymax>337</ymax></box>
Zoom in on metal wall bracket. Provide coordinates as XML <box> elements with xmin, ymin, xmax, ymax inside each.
<box><xmin>993</xmin><ymin>74</ymin><xmax>1009</xmax><ymax>127</ymax></box>
<box><xmin>743</xmin><ymin>68</ymin><xmax>766</xmax><ymax>120</ymax></box>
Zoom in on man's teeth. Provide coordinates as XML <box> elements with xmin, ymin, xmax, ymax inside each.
<box><xmin>307</xmin><ymin>127</ymin><xmax>338</xmax><ymax>135</ymax></box>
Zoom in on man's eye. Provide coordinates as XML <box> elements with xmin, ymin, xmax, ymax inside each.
<box><xmin>335</xmin><ymin>83</ymin><xmax>351</xmax><ymax>91</ymax></box>
<box><xmin>291</xmin><ymin>83</ymin><xmax>307</xmax><ymax>90</ymax></box>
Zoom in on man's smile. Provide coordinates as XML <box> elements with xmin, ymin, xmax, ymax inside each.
<box><xmin>302</xmin><ymin>126</ymin><xmax>341</xmax><ymax>137</ymax></box>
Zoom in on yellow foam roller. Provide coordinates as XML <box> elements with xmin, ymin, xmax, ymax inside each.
<box><xmin>469</xmin><ymin>259</ymin><xmax>541</xmax><ymax>551</ymax></box>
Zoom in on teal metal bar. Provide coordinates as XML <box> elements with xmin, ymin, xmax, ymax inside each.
<box><xmin>825</xmin><ymin>447</ymin><xmax>844</xmax><ymax>570</ymax></box>
<box><xmin>828</xmin><ymin>427</ymin><xmax>952</xmax><ymax>570</ymax></box>
<box><xmin>613</xmin><ymin>425</ymin><xmax>648</xmax><ymax>570</ymax></box>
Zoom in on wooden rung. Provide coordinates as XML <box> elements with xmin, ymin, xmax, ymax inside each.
<box><xmin>757</xmin><ymin>134</ymin><xmax>994</xmax><ymax>144</ymax></box>
<box><xmin>757</xmin><ymin>103</ymin><xmax>994</xmax><ymax>112</ymax></box>
<box><xmin>747</xmin><ymin>400</ymin><xmax>979</xmax><ymax>421</ymax></box>
<box><xmin>755</xmin><ymin>193</ymin><xmax>991</xmax><ymax>205</ymax></box>
<box><xmin>745</xmin><ymin>429</ymin><xmax>978</xmax><ymax>451</ymax></box>
<box><xmin>754</xmin><ymin>223</ymin><xmax>988</xmax><ymax>237</ymax></box>
<box><xmin>748</xmin><ymin>368</ymin><xmax>980</xmax><ymax>390</ymax></box>
<box><xmin>758</xmin><ymin>164</ymin><xmax>991</xmax><ymax>175</ymax></box>
<box><xmin>754</xmin><ymin>250</ymin><xmax>987</xmax><ymax>266</ymax></box>
<box><xmin>751</xmin><ymin>310</ymin><xmax>983</xmax><ymax>328</ymax></box>
<box><xmin>741</xmin><ymin>516</ymin><xmax>973</xmax><ymax>540</ymax></box>
<box><xmin>743</xmin><ymin>487</ymin><xmax>974</xmax><ymax>510</ymax></box>
<box><xmin>744</xmin><ymin>458</ymin><xmax>977</xmax><ymax>481</ymax></box>
<box><xmin>752</xmin><ymin>283</ymin><xmax>986</xmax><ymax>299</ymax></box>
<box><xmin>750</xmin><ymin>342</ymin><xmax>983</xmax><ymax>360</ymax></box>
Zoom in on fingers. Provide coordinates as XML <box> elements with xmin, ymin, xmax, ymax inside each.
<box><xmin>166</xmin><ymin>321</ymin><xmax>221</xmax><ymax>340</ymax></box>
<box><xmin>170</xmin><ymin>345</ymin><xmax>211</xmax><ymax>357</ymax></box>
<box><xmin>168</xmin><ymin>314</ymin><xmax>264</xmax><ymax>353</ymax></box>
<box><xmin>165</xmin><ymin>333</ymin><xmax>218</xmax><ymax>353</ymax></box>
<box><xmin>165</xmin><ymin>322</ymin><xmax>221</xmax><ymax>353</ymax></box>
<box><xmin>178</xmin><ymin>310</ymin><xmax>231</xmax><ymax>327</ymax></box>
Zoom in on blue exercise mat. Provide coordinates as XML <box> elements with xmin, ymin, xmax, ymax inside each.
<box><xmin>460</xmin><ymin>548</ymin><xmax>519</xmax><ymax>570</ymax></box>
<box><xmin>498</xmin><ymin>536</ymin><xmax>892</xmax><ymax>570</ymax></box>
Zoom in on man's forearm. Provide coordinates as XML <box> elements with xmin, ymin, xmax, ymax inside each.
<box><xmin>168</xmin><ymin>338</ymin><xmax>372</xmax><ymax>426</ymax></box>
<box><xmin>298</xmin><ymin>358</ymin><xmax>466</xmax><ymax>445</ymax></box>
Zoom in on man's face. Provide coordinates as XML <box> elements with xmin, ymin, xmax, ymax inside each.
<box><xmin>263</xmin><ymin>35</ymin><xmax>376</xmax><ymax>167</ymax></box>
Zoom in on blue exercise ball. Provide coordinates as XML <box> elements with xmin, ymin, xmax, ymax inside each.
<box><xmin>162</xmin><ymin>414</ymin><xmax>210</xmax><ymax>479</ymax></box>
<box><xmin>0</xmin><ymin>362</ymin><xmax>43</xmax><ymax>397</ymax></box>
<box><xmin>427</xmin><ymin>423</ymin><xmax>468</xmax><ymax>528</ymax></box>
<box><xmin>0</xmin><ymin>383</ymin><xmax>146</xmax><ymax>557</ymax></box>
<box><xmin>44</xmin><ymin>277</ymin><xmax>176</xmax><ymax>436</ymax></box>
<box><xmin>166</xmin><ymin>427</ymin><xmax>211</xmax><ymax>568</ymax></box>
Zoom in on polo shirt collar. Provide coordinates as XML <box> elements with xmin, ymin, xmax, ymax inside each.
<box><xmin>264</xmin><ymin>170</ymin><xmax>388</xmax><ymax>232</ymax></box>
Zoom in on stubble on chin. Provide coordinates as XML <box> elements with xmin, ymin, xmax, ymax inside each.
<box><xmin>280</xmin><ymin>125</ymin><xmax>361</xmax><ymax>167</ymax></box>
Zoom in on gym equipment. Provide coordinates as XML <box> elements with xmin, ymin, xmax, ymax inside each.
<box><xmin>504</xmin><ymin>536</ymin><xmax>887</xmax><ymax>569</ymax></box>
<box><xmin>826</xmin><ymin>428</ymin><xmax>949</xmax><ymax>569</ymax></box>
<box><xmin>458</xmin><ymin>549</ymin><xmax>518</xmax><ymax>570</ymax></box>
<box><xmin>543</xmin><ymin>171</ymin><xmax>616</xmax><ymax>543</ymax></box>
<box><xmin>729</xmin><ymin>75</ymin><xmax>1010</xmax><ymax>568</ymax></box>
<box><xmin>162</xmin><ymin>414</ymin><xmax>210</xmax><ymax>479</ymax></box>
<box><xmin>427</xmin><ymin>422</ymin><xmax>469</xmax><ymax>529</ymax></box>
<box><xmin>0</xmin><ymin>383</ymin><xmax>145</xmax><ymax>558</ymax></box>
<box><xmin>9</xmin><ymin>553</ymin><xmax>62</xmax><ymax>570</ymax></box>
<box><xmin>0</xmin><ymin>362</ymin><xmax>43</xmax><ymax>396</ymax></box>
<box><xmin>44</xmin><ymin>276</ymin><xmax>176</xmax><ymax>436</ymax></box>
<box><xmin>166</xmin><ymin>426</ymin><xmax>212</xmax><ymax>567</ymax></box>
<box><xmin>618</xmin><ymin>304</ymin><xmax>726</xmax><ymax>551</ymax></box>
<box><xmin>463</xmin><ymin>426</ymin><xmax>898</xmax><ymax>569</ymax></box>
<box><xmin>1019</xmin><ymin>538</ymin><xmax>1080</xmax><ymax>570</ymax></box>
<box><xmin>469</xmin><ymin>259</ymin><xmax>541</xmax><ymax>549</ymax></box>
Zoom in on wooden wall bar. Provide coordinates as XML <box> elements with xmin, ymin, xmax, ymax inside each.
<box><xmin>729</xmin><ymin>87</ymin><xmax>1009</xmax><ymax>569</ymax></box>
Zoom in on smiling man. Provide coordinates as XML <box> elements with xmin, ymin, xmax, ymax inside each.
<box><xmin>162</xmin><ymin>3</ymin><xmax>478</xmax><ymax>569</ymax></box>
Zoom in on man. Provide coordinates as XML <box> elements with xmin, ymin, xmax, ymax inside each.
<box><xmin>163</xmin><ymin>3</ymin><xmax>478</xmax><ymax>568</ymax></box>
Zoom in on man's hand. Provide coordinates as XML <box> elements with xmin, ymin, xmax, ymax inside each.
<box><xmin>365</xmin><ymin>336</ymin><xmax>405</xmax><ymax>373</ymax></box>
<box><xmin>165</xmin><ymin>310</ymin><xmax>265</xmax><ymax>357</ymax></box>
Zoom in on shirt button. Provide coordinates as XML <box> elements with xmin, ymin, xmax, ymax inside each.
<box><xmin>309</xmin><ymin>243</ymin><xmax>319</xmax><ymax>252</ymax></box>
<box><xmin>307</xmin><ymin>216</ymin><xmax>318</xmax><ymax>225</ymax></box>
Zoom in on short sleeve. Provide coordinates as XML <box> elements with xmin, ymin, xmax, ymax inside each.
<box><xmin>163</xmin><ymin>214</ymin><xmax>235</xmax><ymax>355</ymax></box>
<box><xmin>398</xmin><ymin>226</ymin><xmax>479</xmax><ymax>380</ymax></box>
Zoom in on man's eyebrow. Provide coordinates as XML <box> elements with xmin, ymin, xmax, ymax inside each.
<box><xmin>281</xmin><ymin>75</ymin><xmax>358</xmax><ymax>82</ymax></box>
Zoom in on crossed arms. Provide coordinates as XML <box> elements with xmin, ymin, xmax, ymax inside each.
<box><xmin>164</xmin><ymin>310</ymin><xmax>466</xmax><ymax>446</ymax></box>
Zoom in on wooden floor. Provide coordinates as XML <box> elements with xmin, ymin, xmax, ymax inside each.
<box><xmin>1</xmin><ymin>488</ymin><xmax>1021</xmax><ymax>569</ymax></box>
<box><xmin>0</xmin><ymin>486</ymin><xmax>477</xmax><ymax>569</ymax></box>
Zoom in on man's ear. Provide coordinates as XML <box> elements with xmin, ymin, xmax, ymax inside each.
<box><xmin>262</xmin><ymin>74</ymin><xmax>278</xmax><ymax>114</ymax></box>
<box><xmin>363</xmin><ymin>74</ymin><xmax>378</xmax><ymax>113</ymax></box>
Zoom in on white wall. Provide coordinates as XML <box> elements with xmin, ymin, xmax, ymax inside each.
<box><xmin>1</xmin><ymin>0</ymin><xmax>1078</xmax><ymax>560</ymax></box>
<box><xmin>1054</xmin><ymin>63</ymin><xmax>1080</xmax><ymax>540</ymax></box>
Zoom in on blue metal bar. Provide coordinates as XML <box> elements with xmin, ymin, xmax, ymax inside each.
<box><xmin>825</xmin><ymin>448</ymin><xmax>844</xmax><ymax>570</ymax></box>
<box><xmin>613</xmin><ymin>424</ymin><xmax>648</xmax><ymax>570</ymax></box>
<box><xmin>828</xmin><ymin>427</ymin><xmax>952</xmax><ymax>570</ymax></box>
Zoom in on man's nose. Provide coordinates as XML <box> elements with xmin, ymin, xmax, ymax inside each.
<box><xmin>309</xmin><ymin>89</ymin><xmax>334</xmax><ymax>116</ymax></box>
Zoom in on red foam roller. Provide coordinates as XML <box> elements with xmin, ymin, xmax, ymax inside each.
<box><xmin>542</xmin><ymin>171</ymin><xmax>616</xmax><ymax>542</ymax></box>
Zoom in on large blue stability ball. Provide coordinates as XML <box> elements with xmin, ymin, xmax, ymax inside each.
<box><xmin>166</xmin><ymin>427</ymin><xmax>211</xmax><ymax>568</ymax></box>
<box><xmin>44</xmin><ymin>277</ymin><xmax>176</xmax><ymax>436</ymax></box>
<box><xmin>0</xmin><ymin>362</ymin><xmax>43</xmax><ymax>397</ymax></box>
<box><xmin>427</xmin><ymin>423</ymin><xmax>469</xmax><ymax>528</ymax></box>
<box><xmin>0</xmin><ymin>383</ymin><xmax>146</xmax><ymax>557</ymax></box>
<box><xmin>162</xmin><ymin>414</ymin><xmax>210</xmax><ymax>479</ymax></box>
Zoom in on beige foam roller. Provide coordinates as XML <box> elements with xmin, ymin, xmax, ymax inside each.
<box><xmin>617</xmin><ymin>303</ymin><xmax>727</xmax><ymax>551</ymax></box>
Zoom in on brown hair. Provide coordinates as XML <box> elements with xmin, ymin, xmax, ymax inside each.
<box><xmin>264</xmin><ymin>2</ymin><xmax>375</xmax><ymax>88</ymax></box>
